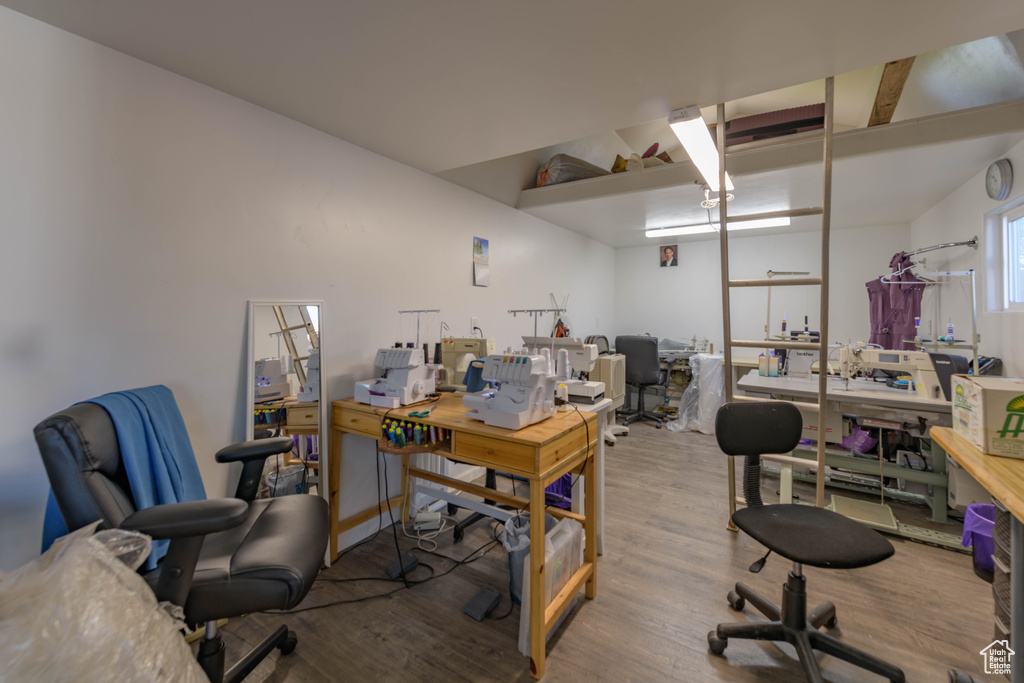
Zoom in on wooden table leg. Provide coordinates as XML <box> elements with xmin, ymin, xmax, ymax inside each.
<box><xmin>400</xmin><ymin>452</ymin><xmax>411</xmax><ymax>523</ymax></box>
<box><xmin>584</xmin><ymin>447</ymin><xmax>597</xmax><ymax>599</ymax></box>
<box><xmin>529</xmin><ymin>476</ymin><xmax>546</xmax><ymax>679</ymax></box>
<box><xmin>329</xmin><ymin>426</ymin><xmax>342</xmax><ymax>561</ymax></box>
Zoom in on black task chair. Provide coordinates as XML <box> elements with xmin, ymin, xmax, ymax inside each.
<box><xmin>34</xmin><ymin>401</ymin><xmax>329</xmax><ymax>683</ymax></box>
<box><xmin>708</xmin><ymin>402</ymin><xmax>905</xmax><ymax>683</ymax></box>
<box><xmin>614</xmin><ymin>335</ymin><xmax>668</xmax><ymax>428</ymax></box>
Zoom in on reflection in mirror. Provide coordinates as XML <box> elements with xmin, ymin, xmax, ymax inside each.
<box><xmin>247</xmin><ymin>301</ymin><xmax>326</xmax><ymax>504</ymax></box>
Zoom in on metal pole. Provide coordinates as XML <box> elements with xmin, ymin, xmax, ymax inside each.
<box><xmin>718</xmin><ymin>103</ymin><xmax>738</xmax><ymax>530</ymax></box>
<box><xmin>970</xmin><ymin>269</ymin><xmax>980</xmax><ymax>372</ymax></box>
<box><xmin>815</xmin><ymin>77</ymin><xmax>834</xmax><ymax>509</ymax></box>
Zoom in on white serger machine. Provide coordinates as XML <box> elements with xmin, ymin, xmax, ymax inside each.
<box><xmin>521</xmin><ymin>336</ymin><xmax>605</xmax><ymax>403</ymax></box>
<box><xmin>463</xmin><ymin>349</ymin><xmax>566</xmax><ymax>430</ymax></box>
<box><xmin>355</xmin><ymin>348</ymin><xmax>436</xmax><ymax>408</ymax></box>
<box><xmin>255</xmin><ymin>357</ymin><xmax>291</xmax><ymax>401</ymax></box>
<box><xmin>296</xmin><ymin>350</ymin><xmax>320</xmax><ymax>403</ymax></box>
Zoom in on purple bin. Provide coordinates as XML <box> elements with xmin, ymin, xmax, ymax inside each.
<box><xmin>963</xmin><ymin>503</ymin><xmax>995</xmax><ymax>583</ymax></box>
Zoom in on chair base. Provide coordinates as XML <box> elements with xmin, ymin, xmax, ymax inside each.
<box><xmin>604</xmin><ymin>423</ymin><xmax>629</xmax><ymax>444</ymax></box>
<box><xmin>198</xmin><ymin>622</ymin><xmax>297</xmax><ymax>683</ymax></box>
<box><xmin>619</xmin><ymin>386</ymin><xmax>667</xmax><ymax>428</ymax></box>
<box><xmin>708</xmin><ymin>571</ymin><xmax>904</xmax><ymax>683</ymax></box>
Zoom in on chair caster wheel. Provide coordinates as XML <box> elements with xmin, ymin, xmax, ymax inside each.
<box><xmin>447</xmin><ymin>503</ymin><xmax>458</xmax><ymax>516</ymax></box>
<box><xmin>727</xmin><ymin>590</ymin><xmax>745</xmax><ymax>611</ymax></box>
<box><xmin>278</xmin><ymin>631</ymin><xmax>298</xmax><ymax>656</ymax></box>
<box><xmin>825</xmin><ymin>615</ymin><xmax>837</xmax><ymax>628</ymax></box>
<box><xmin>453</xmin><ymin>526</ymin><xmax>464</xmax><ymax>542</ymax></box>
<box><xmin>656</xmin><ymin>423</ymin><xmax>662</xmax><ymax>429</ymax></box>
<box><xmin>707</xmin><ymin>631</ymin><xmax>727</xmax><ymax>655</ymax></box>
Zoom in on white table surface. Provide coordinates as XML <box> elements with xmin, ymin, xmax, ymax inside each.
<box><xmin>737</xmin><ymin>370</ymin><xmax>951</xmax><ymax>414</ymax></box>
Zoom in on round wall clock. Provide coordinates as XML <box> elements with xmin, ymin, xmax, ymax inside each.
<box><xmin>986</xmin><ymin>158</ymin><xmax>1013</xmax><ymax>201</ymax></box>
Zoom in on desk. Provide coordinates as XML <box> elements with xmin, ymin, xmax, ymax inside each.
<box><xmin>330</xmin><ymin>394</ymin><xmax>598</xmax><ymax>679</ymax></box>
<box><xmin>932</xmin><ymin>427</ymin><xmax>1024</xmax><ymax>683</ymax></box>
<box><xmin>738</xmin><ymin>371</ymin><xmax>959</xmax><ymax>546</ymax></box>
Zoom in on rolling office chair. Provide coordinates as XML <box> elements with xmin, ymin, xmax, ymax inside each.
<box><xmin>34</xmin><ymin>400</ymin><xmax>329</xmax><ymax>683</ymax></box>
<box><xmin>614</xmin><ymin>335</ymin><xmax>668</xmax><ymax>428</ymax></box>
<box><xmin>708</xmin><ymin>402</ymin><xmax>905</xmax><ymax>683</ymax></box>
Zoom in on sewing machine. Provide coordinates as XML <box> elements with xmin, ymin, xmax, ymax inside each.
<box><xmin>355</xmin><ymin>348</ymin><xmax>436</xmax><ymax>408</ymax></box>
<box><xmin>296</xmin><ymin>350</ymin><xmax>320</xmax><ymax>403</ymax></box>
<box><xmin>440</xmin><ymin>337</ymin><xmax>496</xmax><ymax>390</ymax></box>
<box><xmin>463</xmin><ymin>349</ymin><xmax>564</xmax><ymax>429</ymax></box>
<box><xmin>838</xmin><ymin>345</ymin><xmax>965</xmax><ymax>401</ymax></box>
<box><xmin>255</xmin><ymin>357</ymin><xmax>292</xmax><ymax>401</ymax></box>
<box><xmin>522</xmin><ymin>336</ymin><xmax>605</xmax><ymax>403</ymax></box>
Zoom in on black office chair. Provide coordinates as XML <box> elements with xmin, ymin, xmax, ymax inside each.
<box><xmin>614</xmin><ymin>335</ymin><xmax>668</xmax><ymax>428</ymax></box>
<box><xmin>34</xmin><ymin>401</ymin><xmax>329</xmax><ymax>683</ymax></box>
<box><xmin>708</xmin><ymin>402</ymin><xmax>905</xmax><ymax>683</ymax></box>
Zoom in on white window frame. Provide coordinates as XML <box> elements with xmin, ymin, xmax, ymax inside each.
<box><xmin>1004</xmin><ymin>204</ymin><xmax>1024</xmax><ymax>312</ymax></box>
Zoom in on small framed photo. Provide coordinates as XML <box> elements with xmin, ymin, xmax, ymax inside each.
<box><xmin>660</xmin><ymin>245</ymin><xmax>678</xmax><ymax>267</ymax></box>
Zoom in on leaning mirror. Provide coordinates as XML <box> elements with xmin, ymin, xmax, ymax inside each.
<box><xmin>246</xmin><ymin>301</ymin><xmax>327</xmax><ymax>507</ymax></box>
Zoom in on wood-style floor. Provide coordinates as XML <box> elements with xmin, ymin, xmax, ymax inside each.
<box><xmin>217</xmin><ymin>423</ymin><xmax>994</xmax><ymax>682</ymax></box>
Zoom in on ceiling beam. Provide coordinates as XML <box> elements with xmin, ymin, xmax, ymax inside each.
<box><xmin>867</xmin><ymin>57</ymin><xmax>916</xmax><ymax>126</ymax></box>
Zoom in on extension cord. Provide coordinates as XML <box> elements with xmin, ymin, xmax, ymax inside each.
<box><xmin>413</xmin><ymin>511</ymin><xmax>442</xmax><ymax>531</ymax></box>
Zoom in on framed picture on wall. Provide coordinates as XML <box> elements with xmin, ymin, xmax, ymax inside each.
<box><xmin>660</xmin><ymin>245</ymin><xmax>678</xmax><ymax>267</ymax></box>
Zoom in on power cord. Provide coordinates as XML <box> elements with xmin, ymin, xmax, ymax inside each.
<box><xmin>280</xmin><ymin>533</ymin><xmax>503</xmax><ymax>614</ymax></box>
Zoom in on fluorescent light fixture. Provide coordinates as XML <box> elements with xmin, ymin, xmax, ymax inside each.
<box><xmin>668</xmin><ymin>106</ymin><xmax>734</xmax><ymax>192</ymax></box>
<box><xmin>645</xmin><ymin>216</ymin><xmax>790</xmax><ymax>238</ymax></box>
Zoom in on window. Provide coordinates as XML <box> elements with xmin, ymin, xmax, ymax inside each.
<box><xmin>1005</xmin><ymin>205</ymin><xmax>1024</xmax><ymax>311</ymax></box>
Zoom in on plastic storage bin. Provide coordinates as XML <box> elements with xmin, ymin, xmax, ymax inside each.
<box><xmin>517</xmin><ymin>517</ymin><xmax>585</xmax><ymax>656</ymax></box>
<box><xmin>963</xmin><ymin>502</ymin><xmax>995</xmax><ymax>583</ymax></box>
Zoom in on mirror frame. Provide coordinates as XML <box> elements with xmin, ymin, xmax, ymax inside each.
<box><xmin>246</xmin><ymin>300</ymin><xmax>329</xmax><ymax>561</ymax></box>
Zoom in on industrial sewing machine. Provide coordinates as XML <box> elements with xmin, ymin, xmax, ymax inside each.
<box><xmin>838</xmin><ymin>344</ymin><xmax>966</xmax><ymax>401</ymax></box>
<box><xmin>355</xmin><ymin>348</ymin><xmax>436</xmax><ymax>408</ymax></box>
<box><xmin>440</xmin><ymin>337</ymin><xmax>496</xmax><ymax>390</ymax></box>
<box><xmin>255</xmin><ymin>357</ymin><xmax>292</xmax><ymax>401</ymax></box>
<box><xmin>522</xmin><ymin>336</ymin><xmax>605</xmax><ymax>403</ymax></box>
<box><xmin>463</xmin><ymin>349</ymin><xmax>566</xmax><ymax>430</ymax></box>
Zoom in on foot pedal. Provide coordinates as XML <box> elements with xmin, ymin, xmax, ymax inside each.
<box><xmin>385</xmin><ymin>550</ymin><xmax>418</xmax><ymax>579</ymax></box>
<box><xmin>463</xmin><ymin>585</ymin><xmax>501</xmax><ymax>621</ymax></box>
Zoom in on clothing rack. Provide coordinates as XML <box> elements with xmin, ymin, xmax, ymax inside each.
<box><xmin>904</xmin><ymin>236</ymin><xmax>977</xmax><ymax>257</ymax></box>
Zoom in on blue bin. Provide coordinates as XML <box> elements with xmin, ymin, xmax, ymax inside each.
<box><xmin>963</xmin><ymin>503</ymin><xmax>995</xmax><ymax>583</ymax></box>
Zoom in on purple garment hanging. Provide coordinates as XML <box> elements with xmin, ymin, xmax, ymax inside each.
<box><xmin>866</xmin><ymin>252</ymin><xmax>924</xmax><ymax>351</ymax></box>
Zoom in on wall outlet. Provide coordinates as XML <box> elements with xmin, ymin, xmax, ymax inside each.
<box><xmin>470</xmin><ymin>317</ymin><xmax>479</xmax><ymax>330</ymax></box>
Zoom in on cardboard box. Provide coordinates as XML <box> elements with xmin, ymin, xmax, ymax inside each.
<box><xmin>952</xmin><ymin>375</ymin><xmax>1024</xmax><ymax>458</ymax></box>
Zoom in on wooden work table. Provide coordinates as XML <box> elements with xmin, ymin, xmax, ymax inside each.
<box><xmin>330</xmin><ymin>393</ymin><xmax>598</xmax><ymax>679</ymax></box>
<box><xmin>932</xmin><ymin>426</ymin><xmax>1024</xmax><ymax>683</ymax></box>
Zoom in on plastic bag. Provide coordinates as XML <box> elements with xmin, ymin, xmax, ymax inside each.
<box><xmin>667</xmin><ymin>354</ymin><xmax>725</xmax><ymax>434</ymax></box>
<box><xmin>500</xmin><ymin>512</ymin><xmax>558</xmax><ymax>605</ymax></box>
<box><xmin>0</xmin><ymin>524</ymin><xmax>206</xmax><ymax>682</ymax></box>
<box><xmin>267</xmin><ymin>463</ymin><xmax>306</xmax><ymax>496</ymax></box>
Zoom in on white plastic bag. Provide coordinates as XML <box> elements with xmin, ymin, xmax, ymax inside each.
<box><xmin>0</xmin><ymin>524</ymin><xmax>206</xmax><ymax>682</ymax></box>
<box><xmin>267</xmin><ymin>463</ymin><xmax>306</xmax><ymax>496</ymax></box>
<box><xmin>667</xmin><ymin>353</ymin><xmax>725</xmax><ymax>434</ymax></box>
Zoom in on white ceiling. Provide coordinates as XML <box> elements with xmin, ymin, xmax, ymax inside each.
<box><xmin>4</xmin><ymin>1</ymin><xmax>1024</xmax><ymax>247</ymax></box>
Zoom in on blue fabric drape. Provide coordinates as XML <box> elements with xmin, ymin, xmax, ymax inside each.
<box><xmin>42</xmin><ymin>385</ymin><xmax>207</xmax><ymax>571</ymax></box>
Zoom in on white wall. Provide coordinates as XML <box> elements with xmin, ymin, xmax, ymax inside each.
<box><xmin>613</xmin><ymin>225</ymin><xmax>911</xmax><ymax>354</ymax></box>
<box><xmin>0</xmin><ymin>8</ymin><xmax>615</xmax><ymax>571</ymax></box>
<box><xmin>911</xmin><ymin>138</ymin><xmax>1024</xmax><ymax>377</ymax></box>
